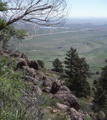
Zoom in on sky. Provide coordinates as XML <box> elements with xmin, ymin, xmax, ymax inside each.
<box><xmin>66</xmin><ymin>0</ymin><xmax>107</xmax><ymax>18</ymax></box>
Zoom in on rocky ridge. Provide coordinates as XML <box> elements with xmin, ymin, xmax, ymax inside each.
<box><xmin>0</xmin><ymin>49</ymin><xmax>106</xmax><ymax>120</ymax></box>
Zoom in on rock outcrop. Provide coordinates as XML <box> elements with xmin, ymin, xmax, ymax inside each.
<box><xmin>96</xmin><ymin>111</ymin><xmax>106</xmax><ymax>120</ymax></box>
<box><xmin>16</xmin><ymin>58</ymin><xmax>27</xmax><ymax>69</ymax></box>
<box><xmin>1</xmin><ymin>49</ymin><xmax>100</xmax><ymax>120</ymax></box>
<box><xmin>22</xmin><ymin>66</ymin><xmax>36</xmax><ymax>77</ymax></box>
<box><xmin>42</xmin><ymin>86</ymin><xmax>51</xmax><ymax>93</ymax></box>
<box><xmin>54</xmin><ymin>90</ymin><xmax>80</xmax><ymax>111</ymax></box>
<box><xmin>43</xmin><ymin>78</ymin><xmax>52</xmax><ymax>87</ymax></box>
<box><xmin>56</xmin><ymin>103</ymin><xmax>68</xmax><ymax>111</ymax></box>
<box><xmin>69</xmin><ymin>108</ymin><xmax>83</xmax><ymax>120</ymax></box>
<box><xmin>50</xmin><ymin>81</ymin><xmax>61</xmax><ymax>94</ymax></box>
<box><xmin>29</xmin><ymin>60</ymin><xmax>39</xmax><ymax>70</ymax></box>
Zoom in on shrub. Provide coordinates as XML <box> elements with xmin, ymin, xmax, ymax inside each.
<box><xmin>38</xmin><ymin>93</ymin><xmax>58</xmax><ymax>108</ymax></box>
<box><xmin>80</xmin><ymin>101</ymin><xmax>92</xmax><ymax>112</ymax></box>
<box><xmin>0</xmin><ymin>56</ymin><xmax>43</xmax><ymax>119</ymax></box>
<box><xmin>37</xmin><ymin>60</ymin><xmax>45</xmax><ymax>68</ymax></box>
<box><xmin>52</xmin><ymin>113</ymin><xmax>67</xmax><ymax>120</ymax></box>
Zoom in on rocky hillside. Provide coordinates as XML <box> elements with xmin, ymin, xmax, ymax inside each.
<box><xmin>0</xmin><ymin>49</ymin><xmax>106</xmax><ymax>120</ymax></box>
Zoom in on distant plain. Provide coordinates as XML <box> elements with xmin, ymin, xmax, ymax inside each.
<box><xmin>18</xmin><ymin>18</ymin><xmax>107</xmax><ymax>73</ymax></box>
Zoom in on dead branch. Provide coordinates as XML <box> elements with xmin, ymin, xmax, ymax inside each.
<box><xmin>1</xmin><ymin>0</ymin><xmax>67</xmax><ymax>30</ymax></box>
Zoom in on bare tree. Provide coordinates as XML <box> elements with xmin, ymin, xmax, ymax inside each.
<box><xmin>1</xmin><ymin>0</ymin><xmax>67</xmax><ymax>29</ymax></box>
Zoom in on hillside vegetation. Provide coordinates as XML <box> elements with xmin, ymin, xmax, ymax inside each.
<box><xmin>0</xmin><ymin>48</ymin><xmax>107</xmax><ymax>120</ymax></box>
<box><xmin>0</xmin><ymin>1</ymin><xmax>107</xmax><ymax>119</ymax></box>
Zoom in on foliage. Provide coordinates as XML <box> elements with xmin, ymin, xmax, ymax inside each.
<box><xmin>0</xmin><ymin>56</ymin><xmax>43</xmax><ymax>119</ymax></box>
<box><xmin>0</xmin><ymin>18</ymin><xmax>6</xmax><ymax>30</ymax></box>
<box><xmin>37</xmin><ymin>60</ymin><xmax>45</xmax><ymax>68</ymax></box>
<box><xmin>0</xmin><ymin>0</ymin><xmax>7</xmax><ymax>11</ymax></box>
<box><xmin>99</xmin><ymin>61</ymin><xmax>107</xmax><ymax>92</ymax></box>
<box><xmin>0</xmin><ymin>1</ymin><xmax>26</xmax><ymax>50</ymax></box>
<box><xmin>38</xmin><ymin>93</ymin><xmax>58</xmax><ymax>108</ymax></box>
<box><xmin>83</xmin><ymin>116</ymin><xmax>92</xmax><ymax>120</ymax></box>
<box><xmin>52</xmin><ymin>58</ymin><xmax>63</xmax><ymax>73</ymax></box>
<box><xmin>93</xmin><ymin>60</ymin><xmax>107</xmax><ymax>109</ymax></box>
<box><xmin>0</xmin><ymin>0</ymin><xmax>67</xmax><ymax>30</ymax></box>
<box><xmin>0</xmin><ymin>0</ymin><xmax>7</xmax><ymax>30</ymax></box>
<box><xmin>41</xmin><ymin>112</ymin><xmax>67</xmax><ymax>120</ymax></box>
<box><xmin>64</xmin><ymin>47</ymin><xmax>79</xmax><ymax>79</ymax></box>
<box><xmin>0</xmin><ymin>25</ymin><xmax>27</xmax><ymax>49</ymax></box>
<box><xmin>80</xmin><ymin>101</ymin><xmax>92</xmax><ymax>112</ymax></box>
<box><xmin>64</xmin><ymin>47</ymin><xmax>91</xmax><ymax>97</ymax></box>
<box><xmin>93</xmin><ymin>87</ymin><xmax>107</xmax><ymax>108</ymax></box>
<box><xmin>52</xmin><ymin>113</ymin><xmax>67</xmax><ymax>120</ymax></box>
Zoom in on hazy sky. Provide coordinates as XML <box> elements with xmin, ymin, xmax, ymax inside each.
<box><xmin>67</xmin><ymin>0</ymin><xmax>107</xmax><ymax>18</ymax></box>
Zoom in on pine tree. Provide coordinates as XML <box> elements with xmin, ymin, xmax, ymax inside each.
<box><xmin>64</xmin><ymin>47</ymin><xmax>91</xmax><ymax>97</ymax></box>
<box><xmin>93</xmin><ymin>60</ymin><xmax>107</xmax><ymax>108</ymax></box>
<box><xmin>99</xmin><ymin>61</ymin><xmax>107</xmax><ymax>92</ymax></box>
<box><xmin>64</xmin><ymin>47</ymin><xmax>79</xmax><ymax>80</ymax></box>
<box><xmin>93</xmin><ymin>87</ymin><xmax>107</xmax><ymax>108</ymax></box>
<box><xmin>52</xmin><ymin>58</ymin><xmax>63</xmax><ymax>73</ymax></box>
<box><xmin>37</xmin><ymin>60</ymin><xmax>45</xmax><ymax>68</ymax></box>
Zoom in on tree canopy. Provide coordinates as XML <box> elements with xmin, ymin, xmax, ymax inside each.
<box><xmin>64</xmin><ymin>47</ymin><xmax>91</xmax><ymax>97</ymax></box>
<box><xmin>93</xmin><ymin>60</ymin><xmax>107</xmax><ymax>108</ymax></box>
<box><xmin>0</xmin><ymin>0</ymin><xmax>67</xmax><ymax>30</ymax></box>
<box><xmin>52</xmin><ymin>58</ymin><xmax>63</xmax><ymax>73</ymax></box>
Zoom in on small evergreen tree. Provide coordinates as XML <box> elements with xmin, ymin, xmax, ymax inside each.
<box><xmin>77</xmin><ymin>57</ymin><xmax>91</xmax><ymax>79</ymax></box>
<box><xmin>52</xmin><ymin>58</ymin><xmax>63</xmax><ymax>73</ymax></box>
<box><xmin>99</xmin><ymin>62</ymin><xmax>107</xmax><ymax>92</ymax></box>
<box><xmin>93</xmin><ymin>87</ymin><xmax>107</xmax><ymax>109</ymax></box>
<box><xmin>64</xmin><ymin>47</ymin><xmax>91</xmax><ymax>97</ymax></box>
<box><xmin>37</xmin><ymin>60</ymin><xmax>45</xmax><ymax>68</ymax></box>
<box><xmin>93</xmin><ymin>60</ymin><xmax>107</xmax><ymax>108</ymax></box>
<box><xmin>64</xmin><ymin>47</ymin><xmax>79</xmax><ymax>80</ymax></box>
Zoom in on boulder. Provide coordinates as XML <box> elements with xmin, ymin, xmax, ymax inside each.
<box><xmin>52</xmin><ymin>109</ymin><xmax>59</xmax><ymax>113</ymax></box>
<box><xmin>2</xmin><ymin>53</ymin><xmax>9</xmax><ymax>58</ymax></box>
<box><xmin>56</xmin><ymin>103</ymin><xmax>68</xmax><ymax>111</ymax></box>
<box><xmin>21</xmin><ymin>53</ymin><xmax>30</xmax><ymax>65</ymax></box>
<box><xmin>0</xmin><ymin>49</ymin><xmax>4</xmax><ymax>56</ymax></box>
<box><xmin>16</xmin><ymin>58</ymin><xmax>27</xmax><ymax>69</ymax></box>
<box><xmin>69</xmin><ymin>108</ymin><xmax>83</xmax><ymax>120</ymax></box>
<box><xmin>22</xmin><ymin>66</ymin><xmax>36</xmax><ymax>77</ymax></box>
<box><xmin>53</xmin><ymin>90</ymin><xmax>80</xmax><ymax>110</ymax></box>
<box><xmin>50</xmin><ymin>81</ymin><xmax>61</xmax><ymax>94</ymax></box>
<box><xmin>29</xmin><ymin>60</ymin><xmax>39</xmax><ymax>70</ymax></box>
<box><xmin>10</xmin><ymin>51</ymin><xmax>21</xmax><ymax>58</ymax></box>
<box><xmin>59</xmin><ymin>85</ymin><xmax>71</xmax><ymax>92</ymax></box>
<box><xmin>21</xmin><ymin>53</ymin><xmax>28</xmax><ymax>60</ymax></box>
<box><xmin>49</xmin><ymin>77</ymin><xmax>56</xmax><ymax>82</ymax></box>
<box><xmin>21</xmin><ymin>76</ymin><xmax>38</xmax><ymax>85</ymax></box>
<box><xmin>0</xmin><ymin>49</ymin><xmax>13</xmax><ymax>56</ymax></box>
<box><xmin>32</xmin><ymin>85</ymin><xmax>42</xmax><ymax>95</ymax></box>
<box><xmin>42</xmin><ymin>75</ymin><xmax>47</xmax><ymax>80</ymax></box>
<box><xmin>43</xmin><ymin>79</ymin><xmax>51</xmax><ymax>87</ymax></box>
<box><xmin>96</xmin><ymin>111</ymin><xmax>105</xmax><ymax>120</ymax></box>
<box><xmin>42</xmin><ymin>86</ymin><xmax>51</xmax><ymax>93</ymax></box>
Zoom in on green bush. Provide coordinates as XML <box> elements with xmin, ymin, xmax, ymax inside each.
<box><xmin>80</xmin><ymin>101</ymin><xmax>92</xmax><ymax>112</ymax></box>
<box><xmin>37</xmin><ymin>60</ymin><xmax>45</xmax><ymax>68</ymax></box>
<box><xmin>38</xmin><ymin>93</ymin><xmax>58</xmax><ymax>108</ymax></box>
<box><xmin>0</xmin><ymin>56</ymin><xmax>43</xmax><ymax>119</ymax></box>
<box><xmin>52</xmin><ymin>113</ymin><xmax>67</xmax><ymax>120</ymax></box>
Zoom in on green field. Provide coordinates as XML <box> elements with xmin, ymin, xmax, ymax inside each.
<box><xmin>18</xmin><ymin>19</ymin><xmax>107</xmax><ymax>73</ymax></box>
